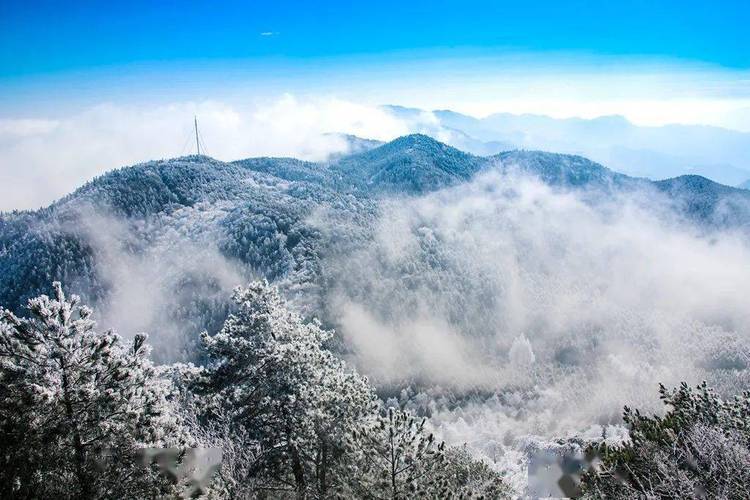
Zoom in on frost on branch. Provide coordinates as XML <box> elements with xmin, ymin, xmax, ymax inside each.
<box><xmin>0</xmin><ymin>282</ymin><xmax>187</xmax><ymax>499</ymax></box>
<box><xmin>196</xmin><ymin>279</ymin><xmax>377</xmax><ymax>498</ymax></box>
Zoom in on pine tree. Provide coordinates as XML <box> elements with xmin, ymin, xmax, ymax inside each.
<box><xmin>431</xmin><ymin>445</ymin><xmax>511</xmax><ymax>499</ymax></box>
<box><xmin>346</xmin><ymin>408</ymin><xmax>511</xmax><ymax>499</ymax></box>
<box><xmin>0</xmin><ymin>282</ymin><xmax>185</xmax><ymax>499</ymax></box>
<box><xmin>580</xmin><ymin>382</ymin><xmax>750</xmax><ymax>499</ymax></box>
<box><xmin>347</xmin><ymin>407</ymin><xmax>446</xmax><ymax>499</ymax></box>
<box><xmin>197</xmin><ymin>280</ymin><xmax>376</xmax><ymax>498</ymax></box>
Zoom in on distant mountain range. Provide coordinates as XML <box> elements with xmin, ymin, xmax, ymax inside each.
<box><xmin>2</xmin><ymin>134</ymin><xmax>750</xmax><ymax>359</ymax></box>
<box><xmin>382</xmin><ymin>105</ymin><xmax>750</xmax><ymax>186</ymax></box>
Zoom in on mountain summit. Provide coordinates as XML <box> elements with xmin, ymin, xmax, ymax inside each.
<box><xmin>2</xmin><ymin>135</ymin><xmax>750</xmax><ymax>340</ymax></box>
<box><xmin>329</xmin><ymin>134</ymin><xmax>485</xmax><ymax>193</ymax></box>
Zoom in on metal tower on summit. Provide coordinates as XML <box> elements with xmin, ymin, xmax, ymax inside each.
<box><xmin>179</xmin><ymin>116</ymin><xmax>209</xmax><ymax>157</ymax></box>
<box><xmin>194</xmin><ymin>116</ymin><xmax>201</xmax><ymax>156</ymax></box>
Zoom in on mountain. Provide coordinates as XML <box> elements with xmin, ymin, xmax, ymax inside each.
<box><xmin>3</xmin><ymin>135</ymin><xmax>750</xmax><ymax>360</ymax></box>
<box><xmin>324</xmin><ymin>133</ymin><xmax>384</xmax><ymax>158</ymax></box>
<box><xmin>492</xmin><ymin>150</ymin><xmax>636</xmax><ymax>189</ymax></box>
<box><xmin>655</xmin><ymin>175</ymin><xmax>750</xmax><ymax>227</ymax></box>
<box><xmin>0</xmin><ymin>154</ymin><xmax>367</xmax><ymax>349</ymax></box>
<box><xmin>385</xmin><ymin>105</ymin><xmax>750</xmax><ymax>186</ymax></box>
<box><xmin>329</xmin><ymin>134</ymin><xmax>486</xmax><ymax>193</ymax></box>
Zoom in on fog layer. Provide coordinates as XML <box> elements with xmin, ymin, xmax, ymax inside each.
<box><xmin>318</xmin><ymin>171</ymin><xmax>750</xmax><ymax>474</ymax></box>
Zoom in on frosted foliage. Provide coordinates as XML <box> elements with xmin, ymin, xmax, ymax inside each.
<box><xmin>3</xmin><ymin>136</ymin><xmax>750</xmax><ymax>496</ymax></box>
<box><xmin>198</xmin><ymin>280</ymin><xmax>377</xmax><ymax>497</ymax></box>
<box><xmin>0</xmin><ymin>282</ymin><xmax>187</xmax><ymax>499</ymax></box>
<box><xmin>509</xmin><ymin>334</ymin><xmax>535</xmax><ymax>367</ymax></box>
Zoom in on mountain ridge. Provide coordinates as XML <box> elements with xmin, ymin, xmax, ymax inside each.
<box><xmin>7</xmin><ymin>134</ymin><xmax>750</xmax><ymax>219</ymax></box>
<box><xmin>384</xmin><ymin>105</ymin><xmax>750</xmax><ymax>185</ymax></box>
<box><xmin>3</xmin><ymin>134</ymin><xmax>750</xmax><ymax>341</ymax></box>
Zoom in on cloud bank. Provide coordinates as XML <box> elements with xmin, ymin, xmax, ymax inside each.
<box><xmin>317</xmin><ymin>171</ymin><xmax>750</xmax><ymax>471</ymax></box>
<box><xmin>0</xmin><ymin>95</ymin><xmax>411</xmax><ymax>211</ymax></box>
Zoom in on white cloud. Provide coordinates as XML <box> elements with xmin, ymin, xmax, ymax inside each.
<box><xmin>319</xmin><ymin>170</ymin><xmax>750</xmax><ymax>449</ymax></box>
<box><xmin>0</xmin><ymin>118</ymin><xmax>59</xmax><ymax>137</ymax></box>
<box><xmin>0</xmin><ymin>95</ymin><xmax>410</xmax><ymax>211</ymax></box>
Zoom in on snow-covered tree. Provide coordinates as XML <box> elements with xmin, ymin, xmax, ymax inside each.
<box><xmin>197</xmin><ymin>280</ymin><xmax>376</xmax><ymax>498</ymax></box>
<box><xmin>345</xmin><ymin>406</ymin><xmax>511</xmax><ymax>499</ymax></box>
<box><xmin>346</xmin><ymin>407</ymin><xmax>446</xmax><ymax>498</ymax></box>
<box><xmin>433</xmin><ymin>445</ymin><xmax>511</xmax><ymax>499</ymax></box>
<box><xmin>581</xmin><ymin>382</ymin><xmax>750</xmax><ymax>499</ymax></box>
<box><xmin>509</xmin><ymin>333</ymin><xmax>535</xmax><ymax>368</ymax></box>
<box><xmin>0</xmin><ymin>282</ymin><xmax>185</xmax><ymax>499</ymax></box>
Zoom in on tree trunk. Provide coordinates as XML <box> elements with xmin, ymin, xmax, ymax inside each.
<box><xmin>61</xmin><ymin>363</ymin><xmax>91</xmax><ymax>499</ymax></box>
<box><xmin>318</xmin><ymin>439</ymin><xmax>328</xmax><ymax>498</ymax></box>
<box><xmin>390</xmin><ymin>435</ymin><xmax>397</xmax><ymax>499</ymax></box>
<box><xmin>291</xmin><ymin>445</ymin><xmax>306</xmax><ymax>500</ymax></box>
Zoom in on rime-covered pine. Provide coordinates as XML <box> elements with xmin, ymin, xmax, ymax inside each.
<box><xmin>197</xmin><ymin>280</ymin><xmax>377</xmax><ymax>498</ymax></box>
<box><xmin>0</xmin><ymin>282</ymin><xmax>185</xmax><ymax>499</ymax></box>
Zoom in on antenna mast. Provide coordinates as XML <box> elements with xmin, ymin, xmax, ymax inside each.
<box><xmin>194</xmin><ymin>116</ymin><xmax>201</xmax><ymax>156</ymax></box>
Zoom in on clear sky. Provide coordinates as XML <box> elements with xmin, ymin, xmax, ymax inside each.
<box><xmin>2</xmin><ymin>0</ymin><xmax>750</xmax><ymax>75</ymax></box>
<box><xmin>2</xmin><ymin>0</ymin><xmax>749</xmax><ymax>117</ymax></box>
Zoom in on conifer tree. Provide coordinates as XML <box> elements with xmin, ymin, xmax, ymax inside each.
<box><xmin>0</xmin><ymin>282</ymin><xmax>184</xmax><ymax>499</ymax></box>
<box><xmin>581</xmin><ymin>382</ymin><xmax>750</xmax><ymax>499</ymax></box>
<box><xmin>346</xmin><ymin>407</ymin><xmax>446</xmax><ymax>499</ymax></box>
<box><xmin>346</xmin><ymin>407</ymin><xmax>510</xmax><ymax>499</ymax></box>
<box><xmin>197</xmin><ymin>280</ymin><xmax>376</xmax><ymax>498</ymax></box>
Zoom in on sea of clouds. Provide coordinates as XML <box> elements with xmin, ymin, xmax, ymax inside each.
<box><xmin>315</xmin><ymin>171</ymin><xmax>750</xmax><ymax>488</ymax></box>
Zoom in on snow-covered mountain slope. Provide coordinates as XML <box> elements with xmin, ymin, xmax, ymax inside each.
<box><xmin>655</xmin><ymin>175</ymin><xmax>750</xmax><ymax>227</ymax></box>
<box><xmin>492</xmin><ymin>150</ymin><xmax>636</xmax><ymax>189</ymax></box>
<box><xmin>330</xmin><ymin>134</ymin><xmax>486</xmax><ymax>193</ymax></box>
<box><xmin>2</xmin><ymin>135</ymin><xmax>750</xmax><ymax>360</ymax></box>
<box><xmin>385</xmin><ymin>105</ymin><xmax>750</xmax><ymax>186</ymax></box>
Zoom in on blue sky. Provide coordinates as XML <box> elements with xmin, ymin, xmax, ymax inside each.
<box><xmin>1</xmin><ymin>0</ymin><xmax>749</xmax><ymax>122</ymax></box>
<box><xmin>1</xmin><ymin>0</ymin><xmax>749</xmax><ymax>121</ymax></box>
<box><xmin>2</xmin><ymin>0</ymin><xmax>749</xmax><ymax>75</ymax></box>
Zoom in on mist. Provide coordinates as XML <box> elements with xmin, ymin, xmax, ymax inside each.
<box><xmin>70</xmin><ymin>203</ymin><xmax>253</xmax><ymax>361</ymax></box>
<box><xmin>0</xmin><ymin>95</ymin><xmax>410</xmax><ymax>211</ymax></box>
<box><xmin>31</xmin><ymin>150</ymin><xmax>750</xmax><ymax>474</ymax></box>
<box><xmin>13</xmin><ymin>129</ymin><xmax>750</xmax><ymax>488</ymax></box>
<box><xmin>312</xmin><ymin>170</ymin><xmax>750</xmax><ymax>480</ymax></box>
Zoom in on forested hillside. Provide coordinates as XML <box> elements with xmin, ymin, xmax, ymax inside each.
<box><xmin>4</xmin><ymin>134</ymin><xmax>749</xmax><ymax>350</ymax></box>
<box><xmin>3</xmin><ymin>135</ymin><xmax>750</xmax><ymax>496</ymax></box>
